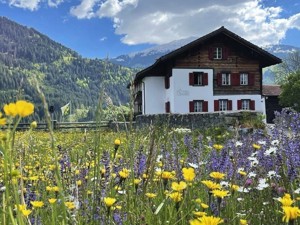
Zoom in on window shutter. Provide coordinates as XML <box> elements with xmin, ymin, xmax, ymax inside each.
<box><xmin>223</xmin><ymin>47</ymin><xmax>229</xmax><ymax>59</ymax></box>
<box><xmin>228</xmin><ymin>100</ymin><xmax>232</xmax><ymax>110</ymax></box>
<box><xmin>208</xmin><ymin>47</ymin><xmax>213</xmax><ymax>60</ymax></box>
<box><xmin>217</xmin><ymin>73</ymin><xmax>222</xmax><ymax>86</ymax></box>
<box><xmin>203</xmin><ymin>73</ymin><xmax>208</xmax><ymax>85</ymax></box>
<box><xmin>231</xmin><ymin>73</ymin><xmax>239</xmax><ymax>86</ymax></box>
<box><xmin>248</xmin><ymin>73</ymin><xmax>255</xmax><ymax>86</ymax></box>
<box><xmin>189</xmin><ymin>73</ymin><xmax>194</xmax><ymax>86</ymax></box>
<box><xmin>237</xmin><ymin>100</ymin><xmax>242</xmax><ymax>110</ymax></box>
<box><xmin>189</xmin><ymin>101</ymin><xmax>194</xmax><ymax>112</ymax></box>
<box><xmin>165</xmin><ymin>76</ymin><xmax>170</xmax><ymax>89</ymax></box>
<box><xmin>203</xmin><ymin>101</ymin><xmax>208</xmax><ymax>112</ymax></box>
<box><xmin>165</xmin><ymin>102</ymin><xmax>170</xmax><ymax>113</ymax></box>
<box><xmin>250</xmin><ymin>100</ymin><xmax>255</xmax><ymax>110</ymax></box>
<box><xmin>214</xmin><ymin>100</ymin><xmax>219</xmax><ymax>111</ymax></box>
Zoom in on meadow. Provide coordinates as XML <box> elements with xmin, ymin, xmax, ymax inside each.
<box><xmin>0</xmin><ymin>101</ymin><xmax>300</xmax><ymax>225</ymax></box>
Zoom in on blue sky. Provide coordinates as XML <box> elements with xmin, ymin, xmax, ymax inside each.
<box><xmin>0</xmin><ymin>0</ymin><xmax>299</xmax><ymax>59</ymax></box>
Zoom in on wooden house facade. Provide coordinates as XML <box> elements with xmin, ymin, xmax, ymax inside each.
<box><xmin>133</xmin><ymin>27</ymin><xmax>282</xmax><ymax>115</ymax></box>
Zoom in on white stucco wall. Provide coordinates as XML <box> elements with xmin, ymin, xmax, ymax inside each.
<box><xmin>143</xmin><ymin>76</ymin><xmax>165</xmax><ymax>114</ymax></box>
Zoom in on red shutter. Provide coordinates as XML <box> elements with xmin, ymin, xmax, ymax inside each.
<box><xmin>189</xmin><ymin>101</ymin><xmax>194</xmax><ymax>112</ymax></box>
<box><xmin>248</xmin><ymin>73</ymin><xmax>255</xmax><ymax>86</ymax></box>
<box><xmin>217</xmin><ymin>73</ymin><xmax>222</xmax><ymax>86</ymax></box>
<box><xmin>189</xmin><ymin>73</ymin><xmax>194</xmax><ymax>86</ymax></box>
<box><xmin>203</xmin><ymin>73</ymin><xmax>208</xmax><ymax>86</ymax></box>
<box><xmin>250</xmin><ymin>100</ymin><xmax>255</xmax><ymax>110</ymax></box>
<box><xmin>237</xmin><ymin>100</ymin><xmax>242</xmax><ymax>110</ymax></box>
<box><xmin>223</xmin><ymin>47</ymin><xmax>229</xmax><ymax>59</ymax></box>
<box><xmin>208</xmin><ymin>47</ymin><xmax>213</xmax><ymax>60</ymax></box>
<box><xmin>165</xmin><ymin>102</ymin><xmax>170</xmax><ymax>113</ymax></box>
<box><xmin>203</xmin><ymin>101</ymin><xmax>208</xmax><ymax>112</ymax></box>
<box><xmin>165</xmin><ymin>76</ymin><xmax>170</xmax><ymax>89</ymax></box>
<box><xmin>231</xmin><ymin>73</ymin><xmax>240</xmax><ymax>86</ymax></box>
<box><xmin>228</xmin><ymin>100</ymin><xmax>232</xmax><ymax>110</ymax></box>
<box><xmin>214</xmin><ymin>100</ymin><xmax>219</xmax><ymax>111</ymax></box>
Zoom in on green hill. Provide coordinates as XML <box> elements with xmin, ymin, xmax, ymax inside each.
<box><xmin>0</xmin><ymin>16</ymin><xmax>136</xmax><ymax>121</ymax></box>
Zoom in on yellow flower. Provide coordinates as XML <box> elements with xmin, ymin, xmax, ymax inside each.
<box><xmin>119</xmin><ymin>168</ymin><xmax>130</xmax><ymax>179</ymax></box>
<box><xmin>15</xmin><ymin>204</ymin><xmax>26</xmax><ymax>211</ymax></box>
<box><xmin>278</xmin><ymin>193</ymin><xmax>294</xmax><ymax>206</ymax></box>
<box><xmin>252</xmin><ymin>143</ymin><xmax>261</xmax><ymax>150</ymax></box>
<box><xmin>211</xmin><ymin>189</ymin><xmax>229</xmax><ymax>199</ymax></box>
<box><xmin>213</xmin><ymin>144</ymin><xmax>224</xmax><ymax>151</ymax></box>
<box><xmin>282</xmin><ymin>206</ymin><xmax>300</xmax><ymax>223</ymax></box>
<box><xmin>145</xmin><ymin>193</ymin><xmax>157</xmax><ymax>198</ymax></box>
<box><xmin>209</xmin><ymin>172</ymin><xmax>226</xmax><ymax>180</ymax></box>
<box><xmin>114</xmin><ymin>139</ymin><xmax>121</xmax><ymax>146</ymax></box>
<box><xmin>182</xmin><ymin>167</ymin><xmax>196</xmax><ymax>182</ymax></box>
<box><xmin>48</xmin><ymin>198</ymin><xmax>57</xmax><ymax>204</ymax></box>
<box><xmin>200</xmin><ymin>203</ymin><xmax>209</xmax><ymax>209</ymax></box>
<box><xmin>189</xmin><ymin>218</ymin><xmax>201</xmax><ymax>225</ymax></box>
<box><xmin>201</xmin><ymin>180</ymin><xmax>221</xmax><ymax>190</ymax></box>
<box><xmin>161</xmin><ymin>171</ymin><xmax>175</xmax><ymax>180</ymax></box>
<box><xmin>4</xmin><ymin>103</ymin><xmax>18</xmax><ymax>117</ymax></box>
<box><xmin>16</xmin><ymin>100</ymin><xmax>34</xmax><ymax>117</ymax></box>
<box><xmin>231</xmin><ymin>184</ymin><xmax>240</xmax><ymax>191</ymax></box>
<box><xmin>104</xmin><ymin>197</ymin><xmax>117</xmax><ymax>207</ymax></box>
<box><xmin>134</xmin><ymin>178</ymin><xmax>142</xmax><ymax>185</ymax></box>
<box><xmin>193</xmin><ymin>211</ymin><xmax>207</xmax><ymax>217</ymax></box>
<box><xmin>21</xmin><ymin>209</ymin><xmax>32</xmax><ymax>217</ymax></box>
<box><xmin>30</xmin><ymin>201</ymin><xmax>44</xmax><ymax>208</ymax></box>
<box><xmin>76</xmin><ymin>180</ymin><xmax>82</xmax><ymax>186</ymax></box>
<box><xmin>30</xmin><ymin>121</ymin><xmax>37</xmax><ymax>129</ymax></box>
<box><xmin>240</xmin><ymin>219</ymin><xmax>248</xmax><ymax>225</ymax></box>
<box><xmin>198</xmin><ymin>215</ymin><xmax>224</xmax><ymax>225</ymax></box>
<box><xmin>171</xmin><ymin>181</ymin><xmax>187</xmax><ymax>192</ymax></box>
<box><xmin>238</xmin><ymin>171</ymin><xmax>247</xmax><ymax>176</ymax></box>
<box><xmin>169</xmin><ymin>192</ymin><xmax>182</xmax><ymax>202</ymax></box>
<box><xmin>0</xmin><ymin>112</ymin><xmax>6</xmax><ymax>126</ymax></box>
<box><xmin>65</xmin><ymin>201</ymin><xmax>76</xmax><ymax>210</ymax></box>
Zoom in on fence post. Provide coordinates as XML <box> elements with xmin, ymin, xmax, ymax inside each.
<box><xmin>51</xmin><ymin>120</ymin><xmax>57</xmax><ymax>130</ymax></box>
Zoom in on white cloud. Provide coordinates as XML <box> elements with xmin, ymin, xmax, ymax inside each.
<box><xmin>8</xmin><ymin>0</ymin><xmax>41</xmax><ymax>10</ymax></box>
<box><xmin>48</xmin><ymin>0</ymin><xmax>64</xmax><ymax>7</ymax></box>
<box><xmin>70</xmin><ymin>0</ymin><xmax>101</xmax><ymax>19</ymax></box>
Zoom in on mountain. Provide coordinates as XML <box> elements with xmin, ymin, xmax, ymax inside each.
<box><xmin>0</xmin><ymin>16</ymin><xmax>136</xmax><ymax>121</ymax></box>
<box><xmin>110</xmin><ymin>37</ymin><xmax>300</xmax><ymax>84</ymax></box>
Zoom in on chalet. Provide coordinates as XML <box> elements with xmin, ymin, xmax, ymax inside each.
<box><xmin>133</xmin><ymin>27</ymin><xmax>282</xmax><ymax>115</ymax></box>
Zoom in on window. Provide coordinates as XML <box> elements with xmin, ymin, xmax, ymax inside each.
<box><xmin>165</xmin><ymin>76</ymin><xmax>170</xmax><ymax>89</ymax></box>
<box><xmin>165</xmin><ymin>102</ymin><xmax>170</xmax><ymax>113</ymax></box>
<box><xmin>238</xmin><ymin>99</ymin><xmax>255</xmax><ymax>110</ymax></box>
<box><xmin>222</xmin><ymin>73</ymin><xmax>231</xmax><ymax>85</ymax></box>
<box><xmin>189</xmin><ymin>100</ymin><xmax>208</xmax><ymax>112</ymax></box>
<box><xmin>214</xmin><ymin>99</ymin><xmax>232</xmax><ymax>111</ymax></box>
<box><xmin>189</xmin><ymin>72</ymin><xmax>208</xmax><ymax>86</ymax></box>
<box><xmin>240</xmin><ymin>73</ymin><xmax>248</xmax><ymax>85</ymax></box>
<box><xmin>214</xmin><ymin>47</ymin><xmax>222</xmax><ymax>59</ymax></box>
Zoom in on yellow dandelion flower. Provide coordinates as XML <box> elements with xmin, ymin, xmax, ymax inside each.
<box><xmin>161</xmin><ymin>171</ymin><xmax>175</xmax><ymax>180</ymax></box>
<box><xmin>15</xmin><ymin>100</ymin><xmax>34</xmax><ymax>117</ymax></box>
<box><xmin>104</xmin><ymin>197</ymin><xmax>117</xmax><ymax>207</ymax></box>
<box><xmin>213</xmin><ymin>144</ymin><xmax>224</xmax><ymax>151</ymax></box>
<box><xmin>114</xmin><ymin>139</ymin><xmax>121</xmax><ymax>146</ymax></box>
<box><xmin>182</xmin><ymin>167</ymin><xmax>196</xmax><ymax>182</ymax></box>
<box><xmin>200</xmin><ymin>203</ymin><xmax>209</xmax><ymax>209</ymax></box>
<box><xmin>252</xmin><ymin>143</ymin><xmax>261</xmax><ymax>150</ymax></box>
<box><xmin>76</xmin><ymin>180</ymin><xmax>82</xmax><ymax>186</ymax></box>
<box><xmin>134</xmin><ymin>178</ymin><xmax>142</xmax><ymax>185</ymax></box>
<box><xmin>64</xmin><ymin>201</ymin><xmax>76</xmax><ymax>210</ymax></box>
<box><xmin>145</xmin><ymin>193</ymin><xmax>157</xmax><ymax>198</ymax></box>
<box><xmin>4</xmin><ymin>102</ymin><xmax>18</xmax><ymax>117</ymax></box>
<box><xmin>211</xmin><ymin>189</ymin><xmax>229</xmax><ymax>199</ymax></box>
<box><xmin>282</xmin><ymin>206</ymin><xmax>300</xmax><ymax>223</ymax></box>
<box><xmin>201</xmin><ymin>180</ymin><xmax>221</xmax><ymax>190</ymax></box>
<box><xmin>196</xmin><ymin>215</ymin><xmax>224</xmax><ymax>225</ymax></box>
<box><xmin>278</xmin><ymin>193</ymin><xmax>294</xmax><ymax>206</ymax></box>
<box><xmin>231</xmin><ymin>184</ymin><xmax>240</xmax><ymax>191</ymax></box>
<box><xmin>0</xmin><ymin>112</ymin><xmax>6</xmax><ymax>126</ymax></box>
<box><xmin>193</xmin><ymin>211</ymin><xmax>207</xmax><ymax>217</ymax></box>
<box><xmin>209</xmin><ymin>172</ymin><xmax>226</xmax><ymax>180</ymax></box>
<box><xmin>30</xmin><ymin>201</ymin><xmax>44</xmax><ymax>208</ymax></box>
<box><xmin>21</xmin><ymin>209</ymin><xmax>32</xmax><ymax>217</ymax></box>
<box><xmin>240</xmin><ymin>219</ymin><xmax>248</xmax><ymax>225</ymax></box>
<box><xmin>238</xmin><ymin>171</ymin><xmax>247</xmax><ymax>176</ymax></box>
<box><xmin>171</xmin><ymin>181</ymin><xmax>187</xmax><ymax>192</ymax></box>
<box><xmin>169</xmin><ymin>192</ymin><xmax>182</xmax><ymax>202</ymax></box>
<box><xmin>119</xmin><ymin>168</ymin><xmax>130</xmax><ymax>179</ymax></box>
<box><xmin>48</xmin><ymin>198</ymin><xmax>57</xmax><ymax>204</ymax></box>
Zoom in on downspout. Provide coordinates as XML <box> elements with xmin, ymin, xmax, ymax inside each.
<box><xmin>142</xmin><ymin>81</ymin><xmax>145</xmax><ymax>114</ymax></box>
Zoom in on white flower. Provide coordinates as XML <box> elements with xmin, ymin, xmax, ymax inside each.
<box><xmin>258</xmin><ymin>140</ymin><xmax>266</xmax><ymax>145</ymax></box>
<box><xmin>256</xmin><ymin>178</ymin><xmax>269</xmax><ymax>190</ymax></box>
<box><xmin>237</xmin><ymin>168</ymin><xmax>245</xmax><ymax>173</ymax></box>
<box><xmin>294</xmin><ymin>188</ymin><xmax>300</xmax><ymax>194</ymax></box>
<box><xmin>271</xmin><ymin>140</ymin><xmax>279</xmax><ymax>146</ymax></box>
<box><xmin>156</xmin><ymin>154</ymin><xmax>163</xmax><ymax>162</ymax></box>
<box><xmin>238</xmin><ymin>187</ymin><xmax>251</xmax><ymax>193</ymax></box>
<box><xmin>264</xmin><ymin>147</ymin><xmax>277</xmax><ymax>156</ymax></box>
<box><xmin>220</xmin><ymin>181</ymin><xmax>229</xmax><ymax>188</ymax></box>
<box><xmin>250</xmin><ymin>152</ymin><xmax>258</xmax><ymax>157</ymax></box>
<box><xmin>248</xmin><ymin>172</ymin><xmax>257</xmax><ymax>178</ymax></box>
<box><xmin>188</xmin><ymin>162</ymin><xmax>199</xmax><ymax>169</ymax></box>
<box><xmin>248</xmin><ymin>157</ymin><xmax>259</xmax><ymax>167</ymax></box>
<box><xmin>235</xmin><ymin>141</ymin><xmax>243</xmax><ymax>147</ymax></box>
<box><xmin>237</xmin><ymin>198</ymin><xmax>244</xmax><ymax>202</ymax></box>
<box><xmin>263</xmin><ymin>202</ymin><xmax>269</xmax><ymax>205</ymax></box>
<box><xmin>267</xmin><ymin>170</ymin><xmax>280</xmax><ymax>179</ymax></box>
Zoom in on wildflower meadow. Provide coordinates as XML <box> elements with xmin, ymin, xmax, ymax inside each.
<box><xmin>0</xmin><ymin>100</ymin><xmax>300</xmax><ymax>225</ymax></box>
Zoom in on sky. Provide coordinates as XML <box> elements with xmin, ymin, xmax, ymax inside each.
<box><xmin>0</xmin><ymin>0</ymin><xmax>299</xmax><ymax>59</ymax></box>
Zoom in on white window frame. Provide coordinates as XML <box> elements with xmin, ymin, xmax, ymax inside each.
<box><xmin>240</xmin><ymin>73</ymin><xmax>248</xmax><ymax>85</ymax></box>
<box><xmin>241</xmin><ymin>99</ymin><xmax>250</xmax><ymax>110</ymax></box>
<box><xmin>194</xmin><ymin>101</ymin><xmax>203</xmax><ymax>112</ymax></box>
<box><xmin>213</xmin><ymin>47</ymin><xmax>222</xmax><ymax>59</ymax></box>
<box><xmin>194</xmin><ymin>73</ymin><xmax>203</xmax><ymax>86</ymax></box>
<box><xmin>219</xmin><ymin>100</ymin><xmax>227</xmax><ymax>111</ymax></box>
<box><xmin>222</xmin><ymin>73</ymin><xmax>231</xmax><ymax>85</ymax></box>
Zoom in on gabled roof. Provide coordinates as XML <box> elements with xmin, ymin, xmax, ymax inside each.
<box><xmin>134</xmin><ymin>26</ymin><xmax>282</xmax><ymax>82</ymax></box>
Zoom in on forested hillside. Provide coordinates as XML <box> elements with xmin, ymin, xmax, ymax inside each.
<box><xmin>0</xmin><ymin>16</ymin><xmax>136</xmax><ymax>121</ymax></box>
